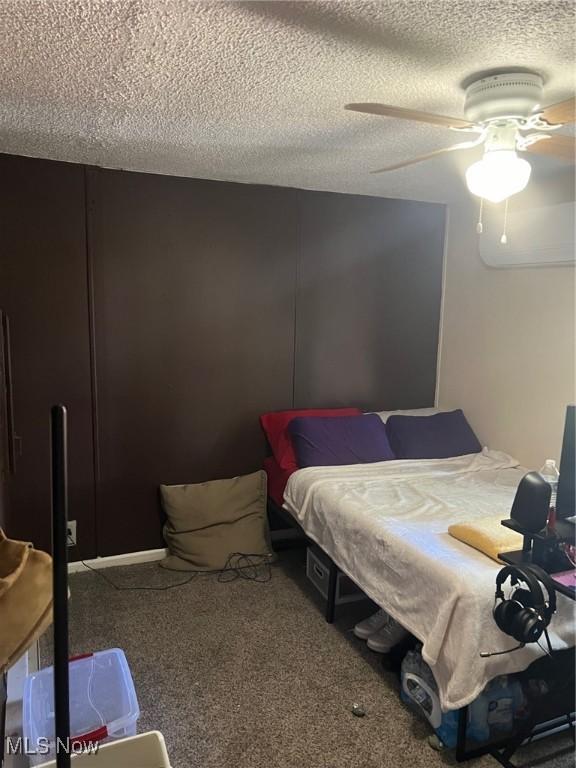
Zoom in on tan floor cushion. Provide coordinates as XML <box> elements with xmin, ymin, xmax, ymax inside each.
<box><xmin>160</xmin><ymin>470</ymin><xmax>271</xmax><ymax>571</ymax></box>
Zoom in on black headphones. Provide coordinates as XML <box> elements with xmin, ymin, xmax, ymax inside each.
<box><xmin>493</xmin><ymin>564</ymin><xmax>557</xmax><ymax>644</ymax></box>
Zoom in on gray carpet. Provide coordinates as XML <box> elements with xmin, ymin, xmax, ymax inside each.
<box><xmin>43</xmin><ymin>549</ymin><xmax>573</xmax><ymax>768</ymax></box>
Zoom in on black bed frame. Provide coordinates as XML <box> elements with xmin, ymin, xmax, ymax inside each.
<box><xmin>456</xmin><ymin>707</ymin><xmax>575</xmax><ymax>767</ymax></box>
<box><xmin>267</xmin><ymin>497</ymin><xmax>575</xmax><ymax>766</ymax></box>
<box><xmin>268</xmin><ymin>497</ymin><xmax>340</xmax><ymax>624</ymax></box>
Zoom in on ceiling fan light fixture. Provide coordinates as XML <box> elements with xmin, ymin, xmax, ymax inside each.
<box><xmin>465</xmin><ymin>150</ymin><xmax>532</xmax><ymax>203</ymax></box>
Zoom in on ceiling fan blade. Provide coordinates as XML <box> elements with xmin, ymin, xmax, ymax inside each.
<box><xmin>525</xmin><ymin>134</ymin><xmax>575</xmax><ymax>162</ymax></box>
<box><xmin>345</xmin><ymin>103</ymin><xmax>473</xmax><ymax>130</ymax></box>
<box><xmin>371</xmin><ymin>139</ymin><xmax>482</xmax><ymax>174</ymax></box>
<box><xmin>541</xmin><ymin>97</ymin><xmax>575</xmax><ymax>125</ymax></box>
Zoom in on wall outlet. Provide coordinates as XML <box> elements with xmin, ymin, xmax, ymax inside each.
<box><xmin>67</xmin><ymin>520</ymin><xmax>77</xmax><ymax>547</ymax></box>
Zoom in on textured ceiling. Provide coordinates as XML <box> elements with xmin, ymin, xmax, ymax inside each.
<box><xmin>0</xmin><ymin>0</ymin><xmax>574</xmax><ymax>202</ymax></box>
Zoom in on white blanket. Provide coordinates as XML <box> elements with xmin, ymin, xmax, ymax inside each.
<box><xmin>283</xmin><ymin>449</ymin><xmax>575</xmax><ymax>710</ymax></box>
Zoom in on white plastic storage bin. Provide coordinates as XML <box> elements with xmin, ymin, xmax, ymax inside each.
<box><xmin>23</xmin><ymin>648</ymin><xmax>139</xmax><ymax>765</ymax></box>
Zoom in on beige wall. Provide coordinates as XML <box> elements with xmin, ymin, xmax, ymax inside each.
<box><xmin>437</xmin><ymin>184</ymin><xmax>575</xmax><ymax>470</ymax></box>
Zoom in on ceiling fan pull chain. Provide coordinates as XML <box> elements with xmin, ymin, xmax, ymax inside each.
<box><xmin>500</xmin><ymin>198</ymin><xmax>509</xmax><ymax>245</ymax></box>
<box><xmin>476</xmin><ymin>197</ymin><xmax>484</xmax><ymax>234</ymax></box>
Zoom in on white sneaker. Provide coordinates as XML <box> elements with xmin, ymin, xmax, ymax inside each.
<box><xmin>353</xmin><ymin>609</ymin><xmax>390</xmax><ymax>640</ymax></box>
<box><xmin>366</xmin><ymin>617</ymin><xmax>409</xmax><ymax>653</ymax></box>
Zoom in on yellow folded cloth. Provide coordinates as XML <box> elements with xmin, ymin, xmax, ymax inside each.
<box><xmin>448</xmin><ymin>516</ymin><xmax>523</xmax><ymax>563</ymax></box>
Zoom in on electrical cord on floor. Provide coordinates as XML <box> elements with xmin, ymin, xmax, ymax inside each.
<box><xmin>217</xmin><ymin>553</ymin><xmax>273</xmax><ymax>583</ymax></box>
<box><xmin>73</xmin><ymin>540</ymin><xmax>273</xmax><ymax>591</ymax></box>
<box><xmin>78</xmin><ymin>558</ymin><xmax>199</xmax><ymax>591</ymax></box>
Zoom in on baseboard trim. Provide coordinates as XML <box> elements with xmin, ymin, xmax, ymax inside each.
<box><xmin>68</xmin><ymin>548</ymin><xmax>167</xmax><ymax>574</ymax></box>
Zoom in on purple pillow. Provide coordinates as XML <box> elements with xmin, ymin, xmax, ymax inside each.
<box><xmin>386</xmin><ymin>409</ymin><xmax>481</xmax><ymax>460</ymax></box>
<box><xmin>288</xmin><ymin>414</ymin><xmax>395</xmax><ymax>468</ymax></box>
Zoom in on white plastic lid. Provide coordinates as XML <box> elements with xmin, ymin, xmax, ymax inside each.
<box><xmin>544</xmin><ymin>459</ymin><xmax>557</xmax><ymax>468</ymax></box>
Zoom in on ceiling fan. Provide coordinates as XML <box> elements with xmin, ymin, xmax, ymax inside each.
<box><xmin>345</xmin><ymin>71</ymin><xmax>575</xmax><ymax>203</ymax></box>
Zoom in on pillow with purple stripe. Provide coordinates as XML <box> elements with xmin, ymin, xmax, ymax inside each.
<box><xmin>386</xmin><ymin>409</ymin><xmax>481</xmax><ymax>460</ymax></box>
<box><xmin>288</xmin><ymin>414</ymin><xmax>395</xmax><ymax>468</ymax></box>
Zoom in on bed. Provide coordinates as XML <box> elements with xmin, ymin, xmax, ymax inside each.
<box><xmin>282</xmin><ymin>448</ymin><xmax>575</xmax><ymax>711</ymax></box>
<box><xmin>263</xmin><ymin>455</ymin><xmax>293</xmax><ymax>508</ymax></box>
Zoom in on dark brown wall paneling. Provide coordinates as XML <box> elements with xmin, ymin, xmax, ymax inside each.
<box><xmin>294</xmin><ymin>191</ymin><xmax>445</xmax><ymax>411</ymax></box>
<box><xmin>0</xmin><ymin>155</ymin><xmax>96</xmax><ymax>557</ymax></box>
<box><xmin>89</xmin><ymin>169</ymin><xmax>298</xmax><ymax>555</ymax></box>
<box><xmin>0</xmin><ymin>153</ymin><xmax>446</xmax><ymax>558</ymax></box>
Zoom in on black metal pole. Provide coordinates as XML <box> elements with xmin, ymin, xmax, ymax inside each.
<box><xmin>51</xmin><ymin>405</ymin><xmax>70</xmax><ymax>768</ymax></box>
<box><xmin>1</xmin><ymin>671</ymin><xmax>7</xmax><ymax>768</ymax></box>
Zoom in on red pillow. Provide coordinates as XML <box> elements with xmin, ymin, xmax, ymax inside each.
<box><xmin>260</xmin><ymin>408</ymin><xmax>361</xmax><ymax>472</ymax></box>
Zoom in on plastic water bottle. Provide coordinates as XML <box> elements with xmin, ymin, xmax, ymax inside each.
<box><xmin>467</xmin><ymin>676</ymin><xmax>525</xmax><ymax>743</ymax></box>
<box><xmin>539</xmin><ymin>459</ymin><xmax>559</xmax><ymax>527</ymax></box>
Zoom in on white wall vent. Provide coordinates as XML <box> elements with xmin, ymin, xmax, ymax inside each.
<box><xmin>479</xmin><ymin>201</ymin><xmax>575</xmax><ymax>269</ymax></box>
